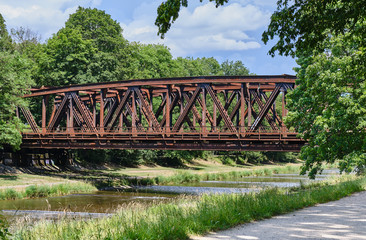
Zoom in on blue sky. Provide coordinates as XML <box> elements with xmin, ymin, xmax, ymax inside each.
<box><xmin>0</xmin><ymin>0</ymin><xmax>297</xmax><ymax>75</ymax></box>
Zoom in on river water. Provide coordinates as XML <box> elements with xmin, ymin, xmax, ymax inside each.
<box><xmin>0</xmin><ymin>169</ymin><xmax>339</xmax><ymax>220</ymax></box>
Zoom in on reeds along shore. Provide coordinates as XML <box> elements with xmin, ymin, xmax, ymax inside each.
<box><xmin>111</xmin><ymin>165</ymin><xmax>303</xmax><ymax>186</ymax></box>
<box><xmin>0</xmin><ymin>182</ymin><xmax>96</xmax><ymax>200</ymax></box>
<box><xmin>12</xmin><ymin>176</ymin><xmax>366</xmax><ymax>240</ymax></box>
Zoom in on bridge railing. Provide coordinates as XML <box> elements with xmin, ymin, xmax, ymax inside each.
<box><xmin>22</xmin><ymin>126</ymin><xmax>298</xmax><ymax>141</ymax></box>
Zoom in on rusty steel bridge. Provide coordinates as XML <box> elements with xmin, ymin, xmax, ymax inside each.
<box><xmin>19</xmin><ymin>75</ymin><xmax>305</xmax><ymax>152</ymax></box>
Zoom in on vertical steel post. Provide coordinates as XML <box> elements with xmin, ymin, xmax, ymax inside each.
<box><xmin>118</xmin><ymin>91</ymin><xmax>123</xmax><ymax>132</ymax></box>
<box><xmin>100</xmin><ymin>89</ymin><xmax>105</xmax><ymax>133</ymax></box>
<box><xmin>42</xmin><ymin>96</ymin><xmax>47</xmax><ymax>134</ymax></box>
<box><xmin>201</xmin><ymin>86</ymin><xmax>206</xmax><ymax>134</ymax></box>
<box><xmin>166</xmin><ymin>85</ymin><xmax>171</xmax><ymax>134</ymax></box>
<box><xmin>69</xmin><ymin>94</ymin><xmax>74</xmax><ymax>134</ymax></box>
<box><xmin>149</xmin><ymin>90</ymin><xmax>153</xmax><ymax>132</ymax></box>
<box><xmin>213</xmin><ymin>94</ymin><xmax>217</xmax><ymax>132</ymax></box>
<box><xmin>281</xmin><ymin>86</ymin><xmax>287</xmax><ymax>136</ymax></box>
<box><xmin>236</xmin><ymin>91</ymin><xmax>240</xmax><ymax>127</ymax></box>
<box><xmin>247</xmin><ymin>83</ymin><xmax>252</xmax><ymax>127</ymax></box>
<box><xmin>92</xmin><ymin>95</ymin><xmax>96</xmax><ymax>127</ymax></box>
<box><xmin>240</xmin><ymin>84</ymin><xmax>245</xmax><ymax>133</ymax></box>
<box><xmin>131</xmin><ymin>90</ymin><xmax>137</xmax><ymax>135</ymax></box>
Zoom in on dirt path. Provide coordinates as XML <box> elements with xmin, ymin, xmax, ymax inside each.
<box><xmin>192</xmin><ymin>191</ymin><xmax>366</xmax><ymax>240</ymax></box>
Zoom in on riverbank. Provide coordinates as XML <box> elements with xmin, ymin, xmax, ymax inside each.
<box><xmin>9</xmin><ymin>175</ymin><xmax>365</xmax><ymax>240</ymax></box>
<box><xmin>0</xmin><ymin>161</ymin><xmax>304</xmax><ymax>191</ymax></box>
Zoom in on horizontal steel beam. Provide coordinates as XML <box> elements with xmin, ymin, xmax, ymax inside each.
<box><xmin>24</xmin><ymin>75</ymin><xmax>296</xmax><ymax>97</ymax></box>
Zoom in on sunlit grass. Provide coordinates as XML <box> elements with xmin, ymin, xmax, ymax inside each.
<box><xmin>0</xmin><ymin>182</ymin><xmax>97</xmax><ymax>200</ymax></box>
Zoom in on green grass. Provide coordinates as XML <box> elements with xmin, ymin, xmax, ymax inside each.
<box><xmin>12</xmin><ymin>176</ymin><xmax>366</xmax><ymax>240</ymax></box>
<box><xmin>0</xmin><ymin>182</ymin><xmax>97</xmax><ymax>200</ymax></box>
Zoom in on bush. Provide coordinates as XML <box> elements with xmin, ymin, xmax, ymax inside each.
<box><xmin>0</xmin><ymin>214</ymin><xmax>10</xmax><ymax>240</ymax></box>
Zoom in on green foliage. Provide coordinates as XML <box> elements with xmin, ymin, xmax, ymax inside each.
<box><xmin>0</xmin><ymin>213</ymin><xmax>11</xmax><ymax>240</ymax></box>
<box><xmin>0</xmin><ymin>182</ymin><xmax>96</xmax><ymax>200</ymax></box>
<box><xmin>262</xmin><ymin>0</ymin><xmax>366</xmax><ymax>57</ymax></box>
<box><xmin>0</xmin><ymin>51</ymin><xmax>33</xmax><ymax>150</ymax></box>
<box><xmin>0</xmin><ymin>15</ymin><xmax>33</xmax><ymax>150</ymax></box>
<box><xmin>65</xmin><ymin>7</ymin><xmax>126</xmax><ymax>53</ymax></box>
<box><xmin>39</xmin><ymin>28</ymin><xmax>97</xmax><ymax>86</ymax></box>
<box><xmin>108</xmin><ymin>149</ymin><xmax>150</xmax><ymax>167</ymax></box>
<box><xmin>285</xmin><ymin>31</ymin><xmax>366</xmax><ymax>178</ymax></box>
<box><xmin>0</xmin><ymin>14</ymin><xmax>13</xmax><ymax>51</ymax></box>
<box><xmin>10</xmin><ymin>26</ymin><xmax>41</xmax><ymax>55</ymax></box>
<box><xmin>263</xmin><ymin>0</ymin><xmax>366</xmax><ymax>177</ymax></box>
<box><xmin>219</xmin><ymin>152</ymin><xmax>296</xmax><ymax>166</ymax></box>
<box><xmin>36</xmin><ymin>7</ymin><xmax>129</xmax><ymax>87</ymax></box>
<box><xmin>221</xmin><ymin>60</ymin><xmax>250</xmax><ymax>76</ymax></box>
<box><xmin>126</xmin><ymin>44</ymin><xmax>176</xmax><ymax>79</ymax></box>
<box><xmin>155</xmin><ymin>0</ymin><xmax>229</xmax><ymax>38</ymax></box>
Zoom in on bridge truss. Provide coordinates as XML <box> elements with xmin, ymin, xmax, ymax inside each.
<box><xmin>19</xmin><ymin>75</ymin><xmax>304</xmax><ymax>151</ymax></box>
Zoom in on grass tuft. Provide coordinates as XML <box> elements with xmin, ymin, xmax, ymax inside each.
<box><xmin>0</xmin><ymin>182</ymin><xmax>97</xmax><ymax>200</ymax></box>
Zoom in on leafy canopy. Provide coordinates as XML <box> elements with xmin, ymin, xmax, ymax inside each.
<box><xmin>286</xmin><ymin>30</ymin><xmax>366</xmax><ymax>177</ymax></box>
<box><xmin>262</xmin><ymin>0</ymin><xmax>366</xmax><ymax>57</ymax></box>
<box><xmin>0</xmin><ymin>51</ymin><xmax>33</xmax><ymax>150</ymax></box>
<box><xmin>0</xmin><ymin>13</ymin><xmax>12</xmax><ymax>51</ymax></box>
<box><xmin>36</xmin><ymin>7</ymin><xmax>129</xmax><ymax>87</ymax></box>
<box><xmin>155</xmin><ymin>0</ymin><xmax>228</xmax><ymax>38</ymax></box>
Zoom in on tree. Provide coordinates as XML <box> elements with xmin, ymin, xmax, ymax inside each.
<box><xmin>65</xmin><ymin>7</ymin><xmax>126</xmax><ymax>53</ymax></box>
<box><xmin>262</xmin><ymin>0</ymin><xmax>366</xmax><ymax>176</ymax></box>
<box><xmin>38</xmin><ymin>28</ymin><xmax>97</xmax><ymax>86</ymax></box>
<box><xmin>173</xmin><ymin>57</ymin><xmax>222</xmax><ymax>77</ymax></box>
<box><xmin>125</xmin><ymin>43</ymin><xmax>176</xmax><ymax>79</ymax></box>
<box><xmin>11</xmin><ymin>26</ymin><xmax>42</xmax><ymax>55</ymax></box>
<box><xmin>262</xmin><ymin>0</ymin><xmax>366</xmax><ymax>57</ymax></box>
<box><xmin>285</xmin><ymin>31</ymin><xmax>366</xmax><ymax>177</ymax></box>
<box><xmin>221</xmin><ymin>60</ymin><xmax>250</xmax><ymax>76</ymax></box>
<box><xmin>156</xmin><ymin>0</ymin><xmax>228</xmax><ymax>38</ymax></box>
<box><xmin>0</xmin><ymin>15</ymin><xmax>33</xmax><ymax>150</ymax></box>
<box><xmin>36</xmin><ymin>7</ymin><xmax>130</xmax><ymax>87</ymax></box>
<box><xmin>0</xmin><ymin>13</ymin><xmax>13</xmax><ymax>51</ymax></box>
<box><xmin>0</xmin><ymin>51</ymin><xmax>33</xmax><ymax>150</ymax></box>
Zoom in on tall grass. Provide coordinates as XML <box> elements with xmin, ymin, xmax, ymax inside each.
<box><xmin>13</xmin><ymin>176</ymin><xmax>366</xmax><ymax>240</ymax></box>
<box><xmin>132</xmin><ymin>165</ymin><xmax>302</xmax><ymax>186</ymax></box>
<box><xmin>0</xmin><ymin>182</ymin><xmax>97</xmax><ymax>200</ymax></box>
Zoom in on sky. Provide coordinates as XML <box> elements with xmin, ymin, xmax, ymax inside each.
<box><xmin>0</xmin><ymin>0</ymin><xmax>297</xmax><ymax>75</ymax></box>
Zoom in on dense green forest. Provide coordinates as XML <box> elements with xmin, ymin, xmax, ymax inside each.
<box><xmin>0</xmin><ymin>7</ymin><xmax>295</xmax><ymax>167</ymax></box>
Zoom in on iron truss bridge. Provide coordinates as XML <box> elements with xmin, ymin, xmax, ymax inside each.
<box><xmin>19</xmin><ymin>75</ymin><xmax>305</xmax><ymax>151</ymax></box>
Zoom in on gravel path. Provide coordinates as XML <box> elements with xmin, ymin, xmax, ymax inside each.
<box><xmin>192</xmin><ymin>191</ymin><xmax>366</xmax><ymax>240</ymax></box>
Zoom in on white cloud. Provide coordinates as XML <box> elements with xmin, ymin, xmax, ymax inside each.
<box><xmin>0</xmin><ymin>0</ymin><xmax>102</xmax><ymax>40</ymax></box>
<box><xmin>121</xmin><ymin>1</ymin><xmax>271</xmax><ymax>56</ymax></box>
